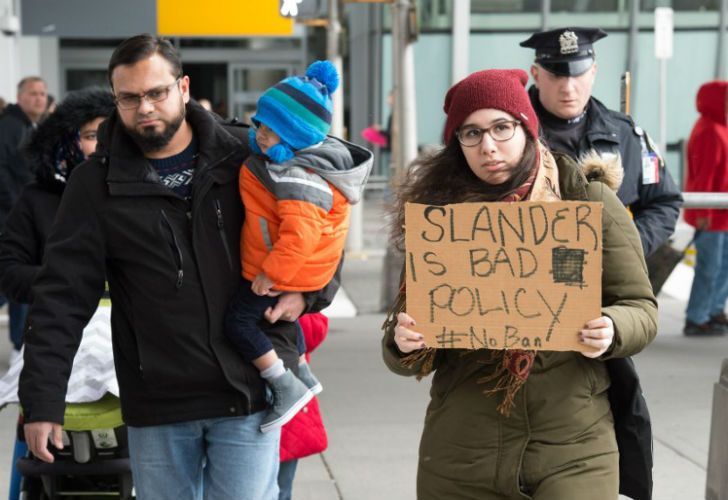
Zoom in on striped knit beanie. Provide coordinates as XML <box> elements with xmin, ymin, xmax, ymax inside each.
<box><xmin>251</xmin><ymin>60</ymin><xmax>339</xmax><ymax>163</ymax></box>
<box><xmin>442</xmin><ymin>69</ymin><xmax>539</xmax><ymax>145</ymax></box>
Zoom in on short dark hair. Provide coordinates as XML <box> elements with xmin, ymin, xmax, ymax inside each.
<box><xmin>17</xmin><ymin>76</ymin><xmax>45</xmax><ymax>94</ymax></box>
<box><xmin>108</xmin><ymin>34</ymin><xmax>182</xmax><ymax>90</ymax></box>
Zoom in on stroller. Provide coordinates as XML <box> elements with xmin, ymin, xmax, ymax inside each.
<box><xmin>0</xmin><ymin>303</ymin><xmax>134</xmax><ymax>499</ymax></box>
<box><xmin>16</xmin><ymin>393</ymin><xmax>132</xmax><ymax>500</ymax></box>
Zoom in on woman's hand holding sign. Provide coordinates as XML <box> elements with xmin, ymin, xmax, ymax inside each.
<box><xmin>579</xmin><ymin>316</ymin><xmax>614</xmax><ymax>358</ymax></box>
<box><xmin>394</xmin><ymin>312</ymin><xmax>426</xmax><ymax>354</ymax></box>
<box><xmin>396</xmin><ymin>311</ymin><xmax>614</xmax><ymax>358</ymax></box>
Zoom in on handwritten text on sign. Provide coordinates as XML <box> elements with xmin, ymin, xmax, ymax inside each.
<box><xmin>405</xmin><ymin>201</ymin><xmax>602</xmax><ymax>351</ymax></box>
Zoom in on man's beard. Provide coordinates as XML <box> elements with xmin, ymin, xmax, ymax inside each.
<box><xmin>125</xmin><ymin>102</ymin><xmax>186</xmax><ymax>153</ymax></box>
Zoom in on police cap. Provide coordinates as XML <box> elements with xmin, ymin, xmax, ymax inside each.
<box><xmin>520</xmin><ymin>27</ymin><xmax>607</xmax><ymax>77</ymax></box>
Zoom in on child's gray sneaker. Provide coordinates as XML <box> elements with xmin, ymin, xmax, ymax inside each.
<box><xmin>260</xmin><ymin>369</ymin><xmax>313</xmax><ymax>433</ymax></box>
<box><xmin>297</xmin><ymin>363</ymin><xmax>323</xmax><ymax>395</ymax></box>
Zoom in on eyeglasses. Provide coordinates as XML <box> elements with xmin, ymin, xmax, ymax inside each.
<box><xmin>456</xmin><ymin>120</ymin><xmax>521</xmax><ymax>147</ymax></box>
<box><xmin>114</xmin><ymin>78</ymin><xmax>181</xmax><ymax>110</ymax></box>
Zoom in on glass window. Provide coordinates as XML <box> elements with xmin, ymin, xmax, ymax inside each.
<box><xmin>405</xmin><ymin>0</ymin><xmax>719</xmax><ymax>31</ymax></box>
<box><xmin>642</xmin><ymin>0</ymin><xmax>719</xmax><ymax>10</ymax></box>
<box><xmin>471</xmin><ymin>0</ymin><xmax>541</xmax><ymax>13</ymax></box>
<box><xmin>231</xmin><ymin>68</ymin><xmax>288</xmax><ymax>93</ymax></box>
<box><xmin>552</xmin><ymin>0</ymin><xmax>619</xmax><ymax>12</ymax></box>
<box><xmin>66</xmin><ymin>70</ymin><xmax>108</xmax><ymax>92</ymax></box>
<box><xmin>408</xmin><ymin>0</ymin><xmax>451</xmax><ymax>30</ymax></box>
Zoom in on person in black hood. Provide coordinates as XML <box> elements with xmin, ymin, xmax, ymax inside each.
<box><xmin>0</xmin><ymin>87</ymin><xmax>114</xmax><ymax>307</ymax></box>
<box><xmin>0</xmin><ymin>87</ymin><xmax>114</xmax><ymax>352</ymax></box>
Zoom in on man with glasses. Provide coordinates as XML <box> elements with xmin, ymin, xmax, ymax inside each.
<box><xmin>520</xmin><ymin>27</ymin><xmax>682</xmax><ymax>258</ymax></box>
<box><xmin>19</xmin><ymin>34</ymin><xmax>338</xmax><ymax>499</ymax></box>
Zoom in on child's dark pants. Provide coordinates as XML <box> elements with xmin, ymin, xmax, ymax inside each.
<box><xmin>225</xmin><ymin>279</ymin><xmax>306</xmax><ymax>362</ymax></box>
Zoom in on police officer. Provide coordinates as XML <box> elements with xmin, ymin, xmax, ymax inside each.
<box><xmin>521</xmin><ymin>27</ymin><xmax>676</xmax><ymax>500</ymax></box>
<box><xmin>520</xmin><ymin>27</ymin><xmax>682</xmax><ymax>258</ymax></box>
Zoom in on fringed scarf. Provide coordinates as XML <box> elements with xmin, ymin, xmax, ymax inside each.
<box><xmin>383</xmin><ymin>143</ymin><xmax>562</xmax><ymax>416</ymax></box>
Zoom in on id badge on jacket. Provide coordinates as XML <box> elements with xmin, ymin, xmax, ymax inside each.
<box><xmin>642</xmin><ymin>152</ymin><xmax>659</xmax><ymax>185</ymax></box>
<box><xmin>637</xmin><ymin>130</ymin><xmax>660</xmax><ymax>185</ymax></box>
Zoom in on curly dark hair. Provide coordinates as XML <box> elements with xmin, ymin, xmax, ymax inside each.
<box><xmin>389</xmin><ymin>135</ymin><xmax>538</xmax><ymax>251</ymax></box>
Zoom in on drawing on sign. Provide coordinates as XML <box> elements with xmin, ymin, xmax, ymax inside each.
<box><xmin>552</xmin><ymin>247</ymin><xmax>586</xmax><ymax>286</ymax></box>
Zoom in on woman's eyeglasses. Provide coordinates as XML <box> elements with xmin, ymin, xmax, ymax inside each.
<box><xmin>456</xmin><ymin>120</ymin><xmax>521</xmax><ymax>147</ymax></box>
<box><xmin>114</xmin><ymin>78</ymin><xmax>181</xmax><ymax>110</ymax></box>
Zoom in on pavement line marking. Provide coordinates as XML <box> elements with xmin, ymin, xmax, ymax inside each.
<box><xmin>653</xmin><ymin>435</ymin><xmax>706</xmax><ymax>470</ymax></box>
<box><xmin>319</xmin><ymin>452</ymin><xmax>344</xmax><ymax>500</ymax></box>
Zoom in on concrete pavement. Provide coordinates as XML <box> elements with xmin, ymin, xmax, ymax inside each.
<box><xmin>0</xmin><ymin>190</ymin><xmax>725</xmax><ymax>499</ymax></box>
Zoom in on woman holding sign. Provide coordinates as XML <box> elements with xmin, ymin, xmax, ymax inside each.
<box><xmin>382</xmin><ymin>69</ymin><xmax>657</xmax><ymax>500</ymax></box>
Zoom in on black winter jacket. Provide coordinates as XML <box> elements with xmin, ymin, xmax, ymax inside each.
<box><xmin>0</xmin><ymin>184</ymin><xmax>60</xmax><ymax>304</ymax></box>
<box><xmin>0</xmin><ymin>104</ymin><xmax>35</xmax><ymax>230</ymax></box>
<box><xmin>19</xmin><ymin>101</ymin><xmax>338</xmax><ymax>427</ymax></box>
<box><xmin>530</xmin><ymin>87</ymin><xmax>683</xmax><ymax>256</ymax></box>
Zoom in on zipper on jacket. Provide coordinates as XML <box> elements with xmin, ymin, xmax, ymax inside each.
<box><xmin>190</xmin><ymin>149</ymin><xmax>236</xmax><ymax>217</ymax></box>
<box><xmin>214</xmin><ymin>199</ymin><xmax>235</xmax><ymax>271</ymax></box>
<box><xmin>160</xmin><ymin>209</ymin><xmax>185</xmax><ymax>289</ymax></box>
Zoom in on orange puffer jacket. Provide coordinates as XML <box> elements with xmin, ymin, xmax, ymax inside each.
<box><xmin>239</xmin><ymin>137</ymin><xmax>372</xmax><ymax>291</ymax></box>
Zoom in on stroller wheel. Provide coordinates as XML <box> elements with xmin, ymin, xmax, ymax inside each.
<box><xmin>19</xmin><ymin>475</ymin><xmax>45</xmax><ymax>500</ymax></box>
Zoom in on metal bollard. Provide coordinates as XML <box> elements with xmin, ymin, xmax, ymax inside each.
<box><xmin>706</xmin><ymin>359</ymin><xmax>728</xmax><ymax>500</ymax></box>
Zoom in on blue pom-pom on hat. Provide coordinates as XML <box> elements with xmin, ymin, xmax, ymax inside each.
<box><xmin>306</xmin><ymin>60</ymin><xmax>339</xmax><ymax>94</ymax></box>
<box><xmin>252</xmin><ymin>60</ymin><xmax>340</xmax><ymax>154</ymax></box>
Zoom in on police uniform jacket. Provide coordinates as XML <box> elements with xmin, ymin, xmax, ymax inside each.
<box><xmin>18</xmin><ymin>101</ymin><xmax>338</xmax><ymax>427</ymax></box>
<box><xmin>530</xmin><ymin>87</ymin><xmax>683</xmax><ymax>256</ymax></box>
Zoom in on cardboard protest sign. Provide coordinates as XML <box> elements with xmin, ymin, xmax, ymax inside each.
<box><xmin>405</xmin><ymin>201</ymin><xmax>602</xmax><ymax>352</ymax></box>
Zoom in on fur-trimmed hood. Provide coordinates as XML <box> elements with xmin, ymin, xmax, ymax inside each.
<box><xmin>577</xmin><ymin>149</ymin><xmax>624</xmax><ymax>192</ymax></box>
<box><xmin>530</xmin><ymin>144</ymin><xmax>623</xmax><ymax>201</ymax></box>
<box><xmin>25</xmin><ymin>87</ymin><xmax>115</xmax><ymax>192</ymax></box>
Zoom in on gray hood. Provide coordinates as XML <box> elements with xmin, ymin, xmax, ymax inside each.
<box><xmin>268</xmin><ymin>136</ymin><xmax>373</xmax><ymax>204</ymax></box>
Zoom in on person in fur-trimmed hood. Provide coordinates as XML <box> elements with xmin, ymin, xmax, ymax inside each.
<box><xmin>0</xmin><ymin>87</ymin><xmax>115</xmax><ymax>309</ymax></box>
<box><xmin>382</xmin><ymin>69</ymin><xmax>657</xmax><ymax>500</ymax></box>
<box><xmin>225</xmin><ymin>60</ymin><xmax>372</xmax><ymax>434</ymax></box>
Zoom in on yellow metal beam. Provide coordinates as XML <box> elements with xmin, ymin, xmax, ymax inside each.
<box><xmin>157</xmin><ymin>0</ymin><xmax>294</xmax><ymax>36</ymax></box>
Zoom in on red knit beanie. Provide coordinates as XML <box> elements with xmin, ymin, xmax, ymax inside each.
<box><xmin>443</xmin><ymin>69</ymin><xmax>540</xmax><ymax>145</ymax></box>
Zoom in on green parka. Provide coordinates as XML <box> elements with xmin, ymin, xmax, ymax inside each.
<box><xmin>382</xmin><ymin>152</ymin><xmax>658</xmax><ymax>499</ymax></box>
